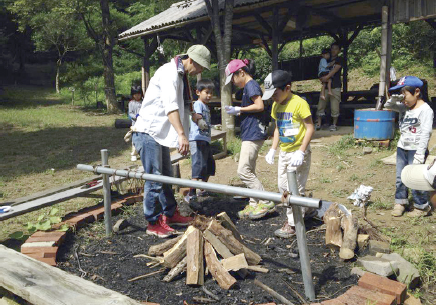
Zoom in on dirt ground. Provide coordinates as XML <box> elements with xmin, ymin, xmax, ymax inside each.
<box><xmin>57</xmin><ymin>126</ymin><xmax>436</xmax><ymax>305</ymax></box>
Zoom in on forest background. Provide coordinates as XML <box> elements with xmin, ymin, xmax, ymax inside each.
<box><xmin>1</xmin><ymin>0</ymin><xmax>435</xmax><ymax>107</ymax></box>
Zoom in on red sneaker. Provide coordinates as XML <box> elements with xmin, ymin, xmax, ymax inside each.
<box><xmin>146</xmin><ymin>215</ymin><xmax>175</xmax><ymax>238</ymax></box>
<box><xmin>166</xmin><ymin>209</ymin><xmax>193</xmax><ymax>226</ymax></box>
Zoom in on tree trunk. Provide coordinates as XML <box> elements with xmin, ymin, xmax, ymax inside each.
<box><xmin>56</xmin><ymin>60</ymin><xmax>61</xmax><ymax>94</ymax></box>
<box><xmin>100</xmin><ymin>0</ymin><xmax>118</xmax><ymax>114</ymax></box>
<box><xmin>205</xmin><ymin>0</ymin><xmax>235</xmax><ymax>137</ymax></box>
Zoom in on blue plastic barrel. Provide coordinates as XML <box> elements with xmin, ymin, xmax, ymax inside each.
<box><xmin>354</xmin><ymin>109</ymin><xmax>395</xmax><ymax>140</ymax></box>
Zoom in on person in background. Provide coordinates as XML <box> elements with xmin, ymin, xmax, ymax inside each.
<box><xmin>385</xmin><ymin>76</ymin><xmax>433</xmax><ymax>218</ymax></box>
<box><xmin>224</xmin><ymin>58</ymin><xmax>275</xmax><ymax>220</ymax></box>
<box><xmin>185</xmin><ymin>79</ymin><xmax>216</xmax><ymax>207</ymax></box>
<box><xmin>318</xmin><ymin>48</ymin><xmax>335</xmax><ymax>101</ymax></box>
<box><xmin>128</xmin><ymin>85</ymin><xmax>143</xmax><ymax>161</ymax></box>
<box><xmin>133</xmin><ymin>45</ymin><xmax>211</xmax><ymax>238</ymax></box>
<box><xmin>263</xmin><ymin>70</ymin><xmax>315</xmax><ymax>238</ymax></box>
<box><xmin>316</xmin><ymin>42</ymin><xmax>344</xmax><ymax>131</ymax></box>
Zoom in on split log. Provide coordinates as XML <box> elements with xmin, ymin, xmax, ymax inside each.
<box><xmin>163</xmin><ymin>257</ymin><xmax>187</xmax><ymax>282</ymax></box>
<box><xmin>163</xmin><ymin>226</ymin><xmax>195</xmax><ymax>268</ymax></box>
<box><xmin>204</xmin><ymin>241</ymin><xmax>236</xmax><ymax>290</ymax></box>
<box><xmin>206</xmin><ymin>219</ymin><xmax>261</xmax><ymax>265</ymax></box>
<box><xmin>245</xmin><ymin>265</ymin><xmax>269</xmax><ymax>273</ymax></box>
<box><xmin>221</xmin><ymin>253</ymin><xmax>248</xmax><ymax>272</ymax></box>
<box><xmin>216</xmin><ymin>212</ymin><xmax>243</xmax><ymax>243</ymax></box>
<box><xmin>339</xmin><ymin>214</ymin><xmax>359</xmax><ymax>260</ymax></box>
<box><xmin>203</xmin><ymin>229</ymin><xmax>248</xmax><ymax>279</ymax></box>
<box><xmin>186</xmin><ymin>228</ymin><xmax>204</xmax><ymax>286</ymax></box>
<box><xmin>323</xmin><ymin>202</ymin><xmax>343</xmax><ymax>248</ymax></box>
<box><xmin>253</xmin><ymin>279</ymin><xmax>295</xmax><ymax>305</ymax></box>
<box><xmin>148</xmin><ymin>235</ymin><xmax>183</xmax><ymax>257</ymax></box>
<box><xmin>203</xmin><ymin>229</ymin><xmax>233</xmax><ymax>258</ymax></box>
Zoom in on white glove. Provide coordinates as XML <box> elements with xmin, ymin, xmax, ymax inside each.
<box><xmin>225</xmin><ymin>106</ymin><xmax>241</xmax><ymax>116</ymax></box>
<box><xmin>197</xmin><ymin>118</ymin><xmax>208</xmax><ymax>130</ymax></box>
<box><xmin>413</xmin><ymin>153</ymin><xmax>425</xmax><ymax>164</ymax></box>
<box><xmin>386</xmin><ymin>94</ymin><xmax>404</xmax><ymax>106</ymax></box>
<box><xmin>265</xmin><ymin>148</ymin><xmax>276</xmax><ymax>165</ymax></box>
<box><xmin>290</xmin><ymin>150</ymin><xmax>305</xmax><ymax>167</ymax></box>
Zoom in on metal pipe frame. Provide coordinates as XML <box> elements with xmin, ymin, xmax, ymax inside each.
<box><xmin>76</xmin><ymin>164</ymin><xmax>321</xmax><ymax>209</ymax></box>
<box><xmin>287</xmin><ymin>169</ymin><xmax>315</xmax><ymax>301</ymax></box>
<box><xmin>100</xmin><ymin>150</ymin><xmax>112</xmax><ymax>237</ymax></box>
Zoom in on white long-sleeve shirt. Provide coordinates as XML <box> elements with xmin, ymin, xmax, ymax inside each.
<box><xmin>385</xmin><ymin>99</ymin><xmax>433</xmax><ymax>153</ymax></box>
<box><xmin>134</xmin><ymin>59</ymin><xmax>189</xmax><ymax>148</ymax></box>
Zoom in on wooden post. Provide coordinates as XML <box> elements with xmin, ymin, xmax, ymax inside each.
<box><xmin>342</xmin><ymin>41</ymin><xmax>349</xmax><ymax>94</ymax></box>
<box><xmin>271</xmin><ymin>6</ymin><xmax>279</xmax><ymax>70</ymax></box>
<box><xmin>142</xmin><ymin>37</ymin><xmax>150</xmax><ymax>93</ymax></box>
<box><xmin>377</xmin><ymin>5</ymin><xmax>389</xmax><ymax>109</ymax></box>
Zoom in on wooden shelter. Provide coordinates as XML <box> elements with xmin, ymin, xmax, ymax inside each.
<box><xmin>118</xmin><ymin>0</ymin><xmax>435</xmax><ymax>103</ymax></box>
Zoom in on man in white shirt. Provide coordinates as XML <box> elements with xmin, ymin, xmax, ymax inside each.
<box><xmin>133</xmin><ymin>45</ymin><xmax>211</xmax><ymax>238</ymax></box>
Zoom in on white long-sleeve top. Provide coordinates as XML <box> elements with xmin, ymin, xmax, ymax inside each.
<box><xmin>385</xmin><ymin>99</ymin><xmax>433</xmax><ymax>154</ymax></box>
<box><xmin>134</xmin><ymin>59</ymin><xmax>189</xmax><ymax>148</ymax></box>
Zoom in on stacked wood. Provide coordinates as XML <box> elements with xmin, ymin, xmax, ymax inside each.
<box><xmin>340</xmin><ymin>214</ymin><xmax>359</xmax><ymax>260</ymax></box>
<box><xmin>323</xmin><ymin>203</ymin><xmax>359</xmax><ymax>260</ymax></box>
<box><xmin>147</xmin><ymin>212</ymin><xmax>265</xmax><ymax>290</ymax></box>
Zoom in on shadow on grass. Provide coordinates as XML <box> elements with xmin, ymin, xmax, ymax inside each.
<box><xmin>1</xmin><ymin>126</ymin><xmax>129</xmax><ymax>180</ymax></box>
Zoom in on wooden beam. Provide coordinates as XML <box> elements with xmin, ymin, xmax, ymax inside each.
<box><xmin>0</xmin><ymin>245</ymin><xmax>142</xmax><ymax>305</ymax></box>
<box><xmin>278</xmin><ymin>7</ymin><xmax>293</xmax><ymax>33</ymax></box>
<box><xmin>0</xmin><ymin>175</ymin><xmax>127</xmax><ymax>221</ymax></box>
<box><xmin>260</xmin><ymin>36</ymin><xmax>272</xmax><ymax>57</ymax></box>
<box><xmin>201</xmin><ymin>27</ymin><xmax>213</xmax><ymax>44</ymax></box>
<box><xmin>254</xmin><ymin>13</ymin><xmax>272</xmax><ymax>35</ymax></box>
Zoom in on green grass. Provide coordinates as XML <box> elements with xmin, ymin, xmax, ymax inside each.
<box><xmin>0</xmin><ymin>85</ymin><xmax>132</xmax><ymax>241</ymax></box>
<box><xmin>227</xmin><ymin>137</ymin><xmax>242</xmax><ymax>155</ymax></box>
<box><xmin>319</xmin><ymin>176</ymin><xmax>332</xmax><ymax>184</ymax></box>
<box><xmin>328</xmin><ymin>134</ymin><xmax>355</xmax><ymax>157</ymax></box>
<box><xmin>368</xmin><ymin>197</ymin><xmax>392</xmax><ymax>210</ymax></box>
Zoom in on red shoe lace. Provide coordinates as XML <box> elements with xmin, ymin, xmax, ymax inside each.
<box><xmin>159</xmin><ymin>215</ymin><xmax>174</xmax><ymax>231</ymax></box>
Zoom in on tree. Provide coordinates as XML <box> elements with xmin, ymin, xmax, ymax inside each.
<box><xmin>77</xmin><ymin>0</ymin><xmax>119</xmax><ymax>113</ymax></box>
<box><xmin>204</xmin><ymin>0</ymin><xmax>235</xmax><ymax>137</ymax></box>
<box><xmin>8</xmin><ymin>0</ymin><xmax>90</xmax><ymax>93</ymax></box>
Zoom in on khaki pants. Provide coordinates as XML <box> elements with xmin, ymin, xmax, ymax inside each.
<box><xmin>277</xmin><ymin>148</ymin><xmax>312</xmax><ymax>226</ymax></box>
<box><xmin>316</xmin><ymin>87</ymin><xmax>341</xmax><ymax>118</ymax></box>
<box><xmin>237</xmin><ymin>140</ymin><xmax>268</xmax><ymax>207</ymax></box>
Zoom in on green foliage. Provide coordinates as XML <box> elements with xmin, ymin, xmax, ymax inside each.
<box><xmin>227</xmin><ymin>137</ymin><xmax>242</xmax><ymax>155</ymax></box>
<box><xmin>25</xmin><ymin>207</ymin><xmax>69</xmax><ymax>233</ymax></box>
<box><xmin>328</xmin><ymin>134</ymin><xmax>355</xmax><ymax>156</ymax></box>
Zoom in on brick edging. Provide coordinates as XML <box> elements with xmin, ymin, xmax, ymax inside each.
<box><xmin>20</xmin><ymin>194</ymin><xmax>143</xmax><ymax>266</ymax></box>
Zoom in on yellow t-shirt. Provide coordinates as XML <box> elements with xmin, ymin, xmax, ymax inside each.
<box><xmin>271</xmin><ymin>94</ymin><xmax>312</xmax><ymax>152</ymax></box>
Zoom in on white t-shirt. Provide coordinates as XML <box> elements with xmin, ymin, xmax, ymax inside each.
<box><xmin>134</xmin><ymin>59</ymin><xmax>189</xmax><ymax>148</ymax></box>
<box><xmin>385</xmin><ymin>100</ymin><xmax>433</xmax><ymax>153</ymax></box>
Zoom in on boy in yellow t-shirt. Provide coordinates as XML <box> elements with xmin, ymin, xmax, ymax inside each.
<box><xmin>262</xmin><ymin>70</ymin><xmax>315</xmax><ymax>238</ymax></box>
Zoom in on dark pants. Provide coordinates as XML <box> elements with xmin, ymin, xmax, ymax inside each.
<box><xmin>395</xmin><ymin>147</ymin><xmax>429</xmax><ymax>209</ymax></box>
<box><xmin>132</xmin><ymin>132</ymin><xmax>176</xmax><ymax>223</ymax></box>
<box><xmin>190</xmin><ymin>140</ymin><xmax>216</xmax><ymax>180</ymax></box>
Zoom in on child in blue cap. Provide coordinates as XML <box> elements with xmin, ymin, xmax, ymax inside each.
<box><xmin>385</xmin><ymin>76</ymin><xmax>433</xmax><ymax>217</ymax></box>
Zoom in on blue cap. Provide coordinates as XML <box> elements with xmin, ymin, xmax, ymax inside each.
<box><xmin>389</xmin><ymin>76</ymin><xmax>423</xmax><ymax>92</ymax></box>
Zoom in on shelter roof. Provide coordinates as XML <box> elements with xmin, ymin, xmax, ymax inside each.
<box><xmin>118</xmin><ymin>0</ymin><xmax>383</xmax><ymax>43</ymax></box>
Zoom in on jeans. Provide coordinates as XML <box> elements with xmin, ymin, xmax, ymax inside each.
<box><xmin>132</xmin><ymin>132</ymin><xmax>176</xmax><ymax>223</ymax></box>
<box><xmin>395</xmin><ymin>147</ymin><xmax>429</xmax><ymax>209</ymax></box>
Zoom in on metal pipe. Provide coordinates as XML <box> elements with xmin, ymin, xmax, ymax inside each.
<box><xmin>101</xmin><ymin>150</ymin><xmax>112</xmax><ymax>237</ymax></box>
<box><xmin>287</xmin><ymin>169</ymin><xmax>315</xmax><ymax>301</ymax></box>
<box><xmin>76</xmin><ymin>164</ymin><xmax>321</xmax><ymax>209</ymax></box>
